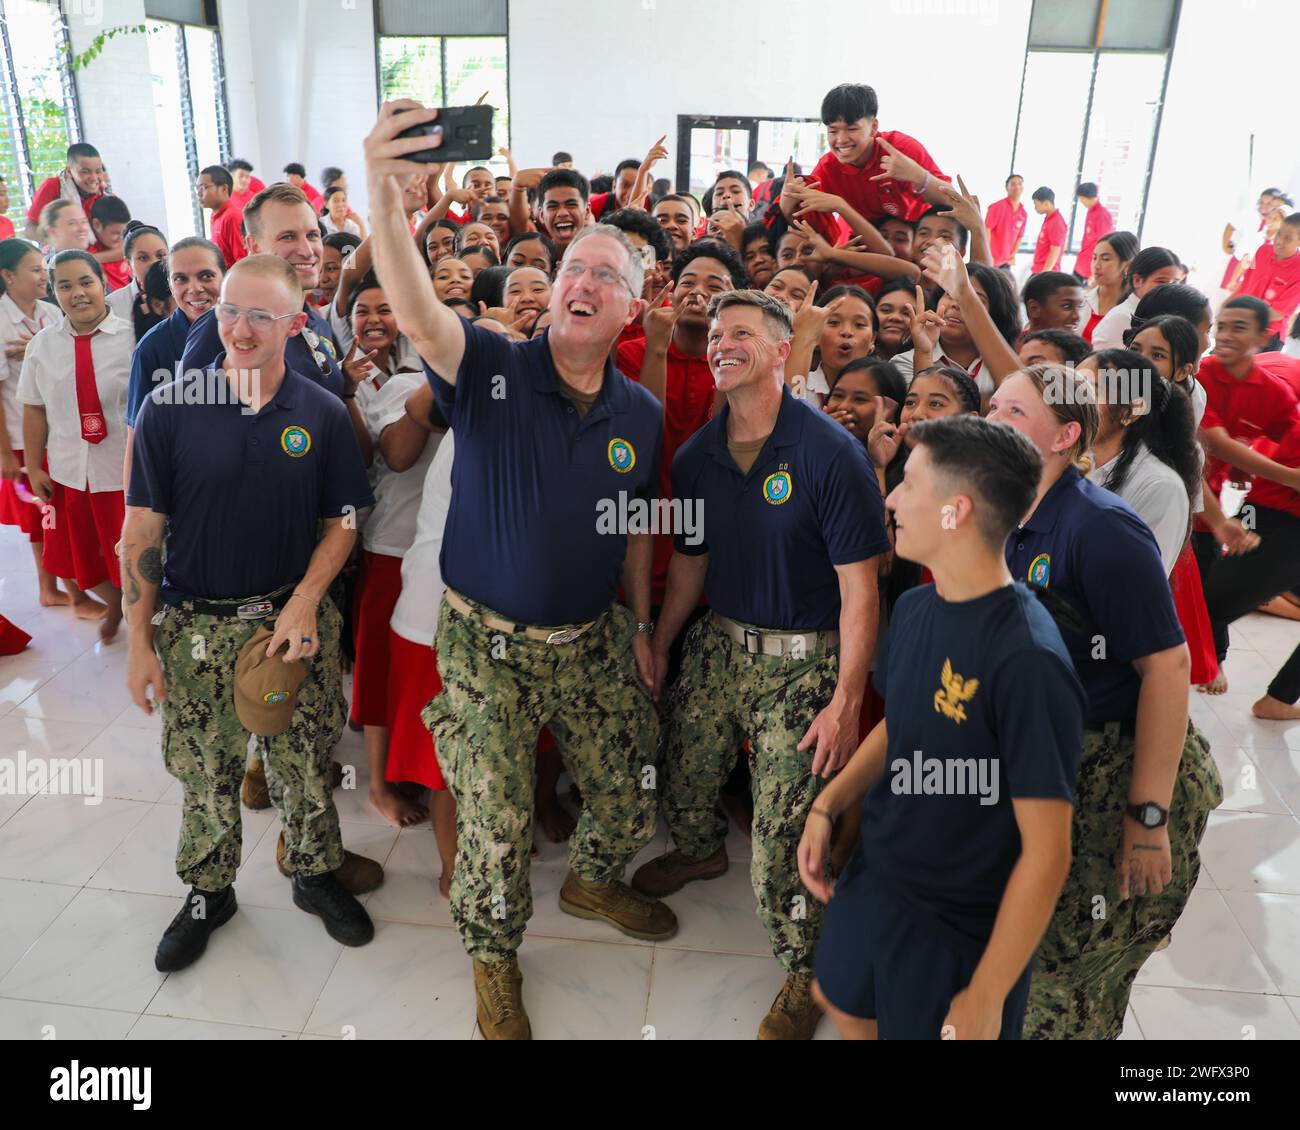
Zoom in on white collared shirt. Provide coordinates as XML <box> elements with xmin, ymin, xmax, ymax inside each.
<box><xmin>1088</xmin><ymin>440</ymin><xmax>1190</xmax><ymax>576</ymax></box>
<box><xmin>891</xmin><ymin>347</ymin><xmax>990</xmax><ymax>395</ymax></box>
<box><xmin>390</xmin><ymin>429</ymin><xmax>455</xmax><ymax>646</ymax></box>
<box><xmin>0</xmin><ymin>293</ymin><xmax>60</xmax><ymax>449</ymax></box>
<box><xmin>16</xmin><ymin>311</ymin><xmax>132</xmax><ymax>491</ymax></box>
<box><xmin>105</xmin><ymin>279</ymin><xmax>140</xmax><ymax>325</ymax></box>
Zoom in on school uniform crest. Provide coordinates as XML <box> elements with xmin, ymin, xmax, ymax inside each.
<box><xmin>933</xmin><ymin>658</ymin><xmax>979</xmax><ymax>724</ymax></box>
<box><xmin>1028</xmin><ymin>552</ymin><xmax>1051</xmax><ymax>588</ymax></box>
<box><xmin>608</xmin><ymin>437</ymin><xmax>636</xmax><ymax>473</ymax></box>
<box><xmin>763</xmin><ymin>470</ymin><xmax>792</xmax><ymax>505</ymax></box>
<box><xmin>280</xmin><ymin>425</ymin><xmax>312</xmax><ymax>457</ymax></box>
<box><xmin>82</xmin><ymin>414</ymin><xmax>104</xmax><ymax>436</ymax></box>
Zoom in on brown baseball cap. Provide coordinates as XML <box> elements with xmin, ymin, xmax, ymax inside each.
<box><xmin>234</xmin><ymin>622</ymin><xmax>307</xmax><ymax>736</ymax></box>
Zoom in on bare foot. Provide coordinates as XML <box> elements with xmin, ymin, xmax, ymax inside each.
<box><xmin>98</xmin><ymin>607</ymin><xmax>122</xmax><ymax>644</ymax></box>
<box><xmin>38</xmin><ymin>588</ymin><xmax>71</xmax><ymax>607</ymax></box>
<box><xmin>72</xmin><ymin>597</ymin><xmax>107</xmax><ymax>621</ymax></box>
<box><xmin>1252</xmin><ymin>695</ymin><xmax>1300</xmax><ymax>720</ymax></box>
<box><xmin>437</xmin><ymin>870</ymin><xmax>452</xmax><ymax>898</ymax></box>
<box><xmin>369</xmin><ymin>782</ymin><xmax>428</xmax><ymax>828</ymax></box>
<box><xmin>536</xmin><ymin>792</ymin><xmax>576</xmax><ymax>842</ymax></box>
<box><xmin>1196</xmin><ymin>671</ymin><xmax>1228</xmax><ymax>695</ymax></box>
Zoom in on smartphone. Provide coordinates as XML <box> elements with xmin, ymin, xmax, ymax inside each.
<box><xmin>395</xmin><ymin>105</ymin><xmax>494</xmax><ymax>164</ymax></box>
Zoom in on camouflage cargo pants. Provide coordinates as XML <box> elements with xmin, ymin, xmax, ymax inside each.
<box><xmin>423</xmin><ymin>595</ymin><xmax>659</xmax><ymax>961</ymax></box>
<box><xmin>662</xmin><ymin>615</ymin><xmax>840</xmax><ymax>973</ymax></box>
<box><xmin>1026</xmin><ymin>720</ymin><xmax>1222</xmax><ymax>1039</ymax></box>
<box><xmin>155</xmin><ymin>596</ymin><xmax>346</xmax><ymax>890</ymax></box>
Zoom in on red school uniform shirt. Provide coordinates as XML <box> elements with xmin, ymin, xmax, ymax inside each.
<box><xmin>0</xmin><ymin>215</ymin><xmax>13</xmax><ymax>241</ymax></box>
<box><xmin>91</xmin><ymin>244</ymin><xmax>132</xmax><ymax>292</ymax></box>
<box><xmin>1072</xmin><ymin>199</ymin><xmax>1114</xmax><ymax>278</ymax></box>
<box><xmin>615</xmin><ymin>336</ymin><xmax>716</xmax><ymax>602</ymax></box>
<box><xmin>1195</xmin><ymin>354</ymin><xmax>1300</xmax><ymax>491</ymax></box>
<box><xmin>802</xmin><ymin>128</ymin><xmax>948</xmax><ymax>243</ymax></box>
<box><xmin>1238</xmin><ymin>242</ymin><xmax>1300</xmax><ymax>336</ymax></box>
<box><xmin>984</xmin><ymin>197</ymin><xmax>1027</xmax><ymax>267</ymax></box>
<box><xmin>229</xmin><ymin>175</ymin><xmax>266</xmax><ymax>214</ymax></box>
<box><xmin>1031</xmin><ymin>209</ymin><xmax>1068</xmax><ymax>274</ymax></box>
<box><xmin>26</xmin><ymin>176</ymin><xmax>102</xmax><ymax>225</ymax></box>
<box><xmin>209</xmin><ymin>201</ymin><xmax>247</xmax><ymax>268</ymax></box>
<box><xmin>1246</xmin><ymin>420</ymin><xmax>1300</xmax><ymax>517</ymax></box>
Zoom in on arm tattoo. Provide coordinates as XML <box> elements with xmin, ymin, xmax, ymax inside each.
<box><xmin>139</xmin><ymin>546</ymin><xmax>163</xmax><ymax>585</ymax></box>
<box><xmin>122</xmin><ymin>557</ymin><xmax>141</xmax><ymax>606</ymax></box>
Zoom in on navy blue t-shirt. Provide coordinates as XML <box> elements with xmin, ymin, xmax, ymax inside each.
<box><xmin>860</xmin><ymin>582</ymin><xmax>1084</xmax><ymax>940</ymax></box>
<box><xmin>1005</xmin><ymin>465</ymin><xmax>1185</xmax><ymax>728</ymax></box>
<box><xmin>671</xmin><ymin>384</ymin><xmax>889</xmax><ymax>631</ymax></box>
<box><xmin>430</xmin><ymin>319</ymin><xmax>663</xmax><ymax>625</ymax></box>
<box><xmin>127</xmin><ymin>361</ymin><xmax>373</xmax><ymax>602</ymax></box>
<box><xmin>125</xmin><ymin>307</ymin><xmax>191</xmax><ymax>426</ymax></box>
<box><xmin>180</xmin><ymin>304</ymin><xmax>345</xmax><ymax>400</ymax></box>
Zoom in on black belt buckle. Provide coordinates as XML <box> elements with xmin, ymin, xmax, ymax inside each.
<box><xmin>743</xmin><ymin>628</ymin><xmax>762</xmax><ymax>655</ymax></box>
<box><xmin>237</xmin><ymin>600</ymin><xmax>275</xmax><ymax>621</ymax></box>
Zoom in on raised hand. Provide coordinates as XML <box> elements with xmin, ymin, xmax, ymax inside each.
<box><xmin>642</xmin><ymin>134</ymin><xmax>669</xmax><ymax>171</ymax></box>
<box><xmin>932</xmin><ymin>174</ymin><xmax>982</xmax><ymax>231</ymax></box>
<box><xmin>792</xmin><ymin>188</ymin><xmax>847</xmax><ymax>218</ymax></box>
<box><xmin>789</xmin><ymin>219</ymin><xmax>833</xmax><ymax>264</ymax></box>
<box><xmin>920</xmin><ymin>242</ymin><xmax>969</xmax><ymax>299</ymax></box>
<box><xmin>341</xmin><ymin>337</ymin><xmax>380</xmax><ymax>392</ymax></box>
<box><xmin>643</xmin><ymin>282</ymin><xmax>677</xmax><ymax>347</ymax></box>
<box><xmin>908</xmin><ymin>284</ymin><xmax>944</xmax><ymax>354</ymax></box>
<box><xmin>364</xmin><ymin>100</ymin><xmax>442</xmax><ymax>210</ymax></box>
<box><xmin>869</xmin><ymin>135</ymin><xmax>927</xmax><ymax>188</ymax></box>
<box><xmin>868</xmin><ymin>399</ymin><xmax>910</xmax><ymax>467</ymax></box>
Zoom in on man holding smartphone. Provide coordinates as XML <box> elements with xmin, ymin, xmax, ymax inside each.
<box><xmin>365</xmin><ymin>101</ymin><xmax>673</xmax><ymax>1041</ymax></box>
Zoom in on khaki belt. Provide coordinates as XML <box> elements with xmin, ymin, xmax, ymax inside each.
<box><xmin>712</xmin><ymin>612</ymin><xmax>838</xmax><ymax>657</ymax></box>
<box><xmin>444</xmin><ymin>588</ymin><xmax>598</xmax><ymax>645</ymax></box>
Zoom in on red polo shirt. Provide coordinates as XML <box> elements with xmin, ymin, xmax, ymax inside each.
<box><xmin>26</xmin><ymin>176</ymin><xmax>102</xmax><ymax>225</ymax></box>
<box><xmin>229</xmin><ymin>175</ymin><xmax>265</xmax><ymax>214</ymax></box>
<box><xmin>299</xmin><ymin>181</ymin><xmax>325</xmax><ymax>213</ymax></box>
<box><xmin>985</xmin><ymin>197</ymin><xmax>1027</xmax><ymax>267</ymax></box>
<box><xmin>1072</xmin><ymin>200</ymin><xmax>1114</xmax><ymax>278</ymax></box>
<box><xmin>1238</xmin><ymin>243</ymin><xmax>1300</xmax><ymax>336</ymax></box>
<box><xmin>1247</xmin><ymin>421</ymin><xmax>1300</xmax><ymax>518</ymax></box>
<box><xmin>615</xmin><ymin>336</ymin><xmax>716</xmax><ymax>601</ymax></box>
<box><xmin>1031</xmin><ymin>209</ymin><xmax>1068</xmax><ymax>274</ymax></box>
<box><xmin>0</xmin><ymin>215</ymin><xmax>13</xmax><ymax>241</ymax></box>
<box><xmin>802</xmin><ymin>129</ymin><xmax>947</xmax><ymax>243</ymax></box>
<box><xmin>1196</xmin><ymin>355</ymin><xmax>1300</xmax><ymax>491</ymax></box>
<box><xmin>91</xmin><ymin>243</ymin><xmax>131</xmax><ymax>291</ymax></box>
<box><xmin>209</xmin><ymin>201</ymin><xmax>247</xmax><ymax>268</ymax></box>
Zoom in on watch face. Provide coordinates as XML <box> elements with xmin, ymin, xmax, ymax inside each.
<box><xmin>1138</xmin><ymin>803</ymin><xmax>1161</xmax><ymax>827</ymax></box>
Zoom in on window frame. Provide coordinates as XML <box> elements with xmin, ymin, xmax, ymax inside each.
<box><xmin>674</xmin><ymin>113</ymin><xmax>825</xmax><ymax>196</ymax></box>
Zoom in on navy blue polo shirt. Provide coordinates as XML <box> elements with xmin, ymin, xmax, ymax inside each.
<box><xmin>670</xmin><ymin>384</ymin><xmax>889</xmax><ymax>631</ymax></box>
<box><xmin>180</xmin><ymin>304</ymin><xmax>345</xmax><ymax>399</ymax></box>
<box><xmin>1005</xmin><ymin>465</ymin><xmax>1185</xmax><ymax>728</ymax></box>
<box><xmin>127</xmin><ymin>360</ymin><xmax>373</xmax><ymax>602</ymax></box>
<box><xmin>859</xmin><ymin>582</ymin><xmax>1084</xmax><ymax>940</ymax></box>
<box><xmin>125</xmin><ymin>307</ymin><xmax>191</xmax><ymax>426</ymax></box>
<box><xmin>430</xmin><ymin>319</ymin><xmax>663</xmax><ymax>625</ymax></box>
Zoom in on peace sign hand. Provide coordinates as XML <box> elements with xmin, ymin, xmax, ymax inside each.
<box><xmin>869</xmin><ymin>136</ymin><xmax>928</xmax><ymax>189</ymax></box>
<box><xmin>932</xmin><ymin>174</ymin><xmax>982</xmax><ymax>230</ymax></box>
<box><xmin>342</xmin><ymin>337</ymin><xmax>380</xmax><ymax>392</ymax></box>
<box><xmin>643</xmin><ymin>282</ymin><xmax>678</xmax><ymax>348</ymax></box>
<box><xmin>868</xmin><ymin>398</ymin><xmax>910</xmax><ymax>466</ymax></box>
<box><xmin>908</xmin><ymin>284</ymin><xmax>944</xmax><ymax>354</ymax></box>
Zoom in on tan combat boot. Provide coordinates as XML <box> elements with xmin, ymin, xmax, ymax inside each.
<box><xmin>758</xmin><ymin>970</ymin><xmax>822</xmax><ymax>1040</ymax></box>
<box><xmin>631</xmin><ymin>846</ymin><xmax>728</xmax><ymax>897</ymax></box>
<box><xmin>241</xmin><ymin>758</ymin><xmax>270</xmax><ymax>809</ymax></box>
<box><xmin>276</xmin><ymin>831</ymin><xmax>384</xmax><ymax>894</ymax></box>
<box><xmin>559</xmin><ymin>871</ymin><xmax>678</xmax><ymax>940</ymax></box>
<box><xmin>473</xmin><ymin>956</ymin><xmax>531</xmax><ymax>1040</ymax></box>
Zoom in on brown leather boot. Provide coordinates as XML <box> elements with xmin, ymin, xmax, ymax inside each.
<box><xmin>473</xmin><ymin>956</ymin><xmax>531</xmax><ymax>1040</ymax></box>
<box><xmin>631</xmin><ymin>846</ymin><xmax>728</xmax><ymax>897</ymax></box>
<box><xmin>241</xmin><ymin>759</ymin><xmax>270</xmax><ymax>810</ymax></box>
<box><xmin>276</xmin><ymin>831</ymin><xmax>384</xmax><ymax>894</ymax></box>
<box><xmin>558</xmin><ymin>871</ymin><xmax>678</xmax><ymax>941</ymax></box>
<box><xmin>758</xmin><ymin>970</ymin><xmax>822</xmax><ymax>1040</ymax></box>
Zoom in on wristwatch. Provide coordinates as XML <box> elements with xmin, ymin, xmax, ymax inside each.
<box><xmin>1126</xmin><ymin>801</ymin><xmax>1169</xmax><ymax>829</ymax></box>
<box><xmin>635</xmin><ymin>620</ymin><xmax>655</xmax><ymax>636</ymax></box>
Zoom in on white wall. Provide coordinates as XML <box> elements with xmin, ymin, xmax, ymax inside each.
<box><xmin>1144</xmin><ymin>0</ymin><xmax>1300</xmax><ymax>297</ymax></box>
<box><xmin>219</xmin><ymin>0</ymin><xmax>378</xmax><ymax>215</ymax></box>
<box><xmin>507</xmin><ymin>0</ymin><xmax>1034</xmax><ymax>214</ymax></box>
<box><xmin>65</xmin><ymin>0</ymin><xmax>170</xmax><ymax>234</ymax></box>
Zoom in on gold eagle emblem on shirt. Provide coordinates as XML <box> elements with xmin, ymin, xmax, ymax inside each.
<box><xmin>933</xmin><ymin>659</ymin><xmax>979</xmax><ymax>724</ymax></box>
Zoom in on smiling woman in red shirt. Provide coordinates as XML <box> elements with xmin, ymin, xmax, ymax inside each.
<box><xmin>984</xmin><ymin>174</ymin><xmax>1028</xmax><ymax>270</ymax></box>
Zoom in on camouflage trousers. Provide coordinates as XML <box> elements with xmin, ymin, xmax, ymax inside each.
<box><xmin>1026</xmin><ymin>720</ymin><xmax>1222</xmax><ymax>1039</ymax></box>
<box><xmin>662</xmin><ymin>615</ymin><xmax>840</xmax><ymax>972</ymax></box>
<box><xmin>155</xmin><ymin>596</ymin><xmax>346</xmax><ymax>890</ymax></box>
<box><xmin>422</xmin><ymin>594</ymin><xmax>659</xmax><ymax>961</ymax></box>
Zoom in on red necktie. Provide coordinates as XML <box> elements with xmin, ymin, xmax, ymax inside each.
<box><xmin>73</xmin><ymin>330</ymin><xmax>106</xmax><ymax>444</ymax></box>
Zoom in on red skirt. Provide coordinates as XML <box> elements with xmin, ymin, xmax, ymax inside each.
<box><xmin>1171</xmin><ymin>541</ymin><xmax>1218</xmax><ymax>684</ymax></box>
<box><xmin>350</xmin><ymin>550</ymin><xmax>403</xmax><ymax>726</ymax></box>
<box><xmin>41</xmin><ymin>483</ymin><xmax>123</xmax><ymax>590</ymax></box>
<box><xmin>385</xmin><ymin>627</ymin><xmax>447</xmax><ymax>791</ymax></box>
<box><xmin>0</xmin><ymin>450</ymin><xmax>45</xmax><ymax>543</ymax></box>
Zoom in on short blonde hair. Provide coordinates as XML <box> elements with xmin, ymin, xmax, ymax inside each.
<box><xmin>243</xmin><ymin>183</ymin><xmax>313</xmax><ymax>242</ymax></box>
<box><xmin>1017</xmin><ymin>362</ymin><xmax>1099</xmax><ymax>463</ymax></box>
<box><xmin>39</xmin><ymin>198</ymin><xmax>79</xmax><ymax>239</ymax></box>
<box><xmin>225</xmin><ymin>253</ymin><xmax>303</xmax><ymax>309</ymax></box>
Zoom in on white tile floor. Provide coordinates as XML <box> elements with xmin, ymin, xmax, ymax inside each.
<box><xmin>2</xmin><ymin>526</ymin><xmax>1300</xmax><ymax>1040</ymax></box>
